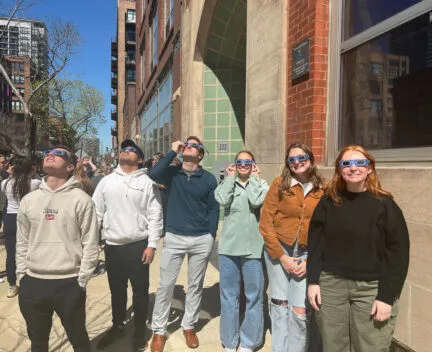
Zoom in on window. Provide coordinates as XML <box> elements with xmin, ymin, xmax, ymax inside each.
<box><xmin>11</xmin><ymin>62</ymin><xmax>24</xmax><ymax>72</ymax></box>
<box><xmin>12</xmin><ymin>101</ymin><xmax>23</xmax><ymax>110</ymax></box>
<box><xmin>126</xmin><ymin>9</ymin><xmax>136</xmax><ymax>23</ymax></box>
<box><xmin>342</xmin><ymin>0</ymin><xmax>422</xmax><ymax>39</ymax></box>
<box><xmin>126</xmin><ymin>28</ymin><xmax>136</xmax><ymax>42</ymax></box>
<box><xmin>141</xmin><ymin>72</ymin><xmax>173</xmax><ymax>157</ymax></box>
<box><xmin>15</xmin><ymin>88</ymin><xmax>25</xmax><ymax>97</ymax></box>
<box><xmin>164</xmin><ymin>0</ymin><xmax>174</xmax><ymax>40</ymax></box>
<box><xmin>126</xmin><ymin>70</ymin><xmax>136</xmax><ymax>82</ymax></box>
<box><xmin>337</xmin><ymin>4</ymin><xmax>432</xmax><ymax>154</ymax></box>
<box><xmin>141</xmin><ymin>40</ymin><xmax>146</xmax><ymax>91</ymax></box>
<box><xmin>151</xmin><ymin>9</ymin><xmax>158</xmax><ymax>69</ymax></box>
<box><xmin>12</xmin><ymin>75</ymin><xmax>25</xmax><ymax>84</ymax></box>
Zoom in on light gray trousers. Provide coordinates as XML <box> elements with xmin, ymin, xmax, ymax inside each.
<box><xmin>151</xmin><ymin>232</ymin><xmax>214</xmax><ymax>335</ymax></box>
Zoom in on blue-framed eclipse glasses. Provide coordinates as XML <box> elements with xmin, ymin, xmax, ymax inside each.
<box><xmin>120</xmin><ymin>147</ymin><xmax>137</xmax><ymax>153</ymax></box>
<box><xmin>339</xmin><ymin>159</ymin><xmax>370</xmax><ymax>168</ymax></box>
<box><xmin>43</xmin><ymin>149</ymin><xmax>69</xmax><ymax>159</ymax></box>
<box><xmin>234</xmin><ymin>159</ymin><xmax>254</xmax><ymax>166</ymax></box>
<box><xmin>287</xmin><ymin>154</ymin><xmax>310</xmax><ymax>164</ymax></box>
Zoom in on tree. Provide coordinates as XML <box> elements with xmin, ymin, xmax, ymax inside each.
<box><xmin>43</xmin><ymin>78</ymin><xmax>106</xmax><ymax>148</ymax></box>
<box><xmin>0</xmin><ymin>0</ymin><xmax>81</xmax><ymax>157</ymax></box>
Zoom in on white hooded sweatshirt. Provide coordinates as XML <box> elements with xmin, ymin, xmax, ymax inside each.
<box><xmin>16</xmin><ymin>176</ymin><xmax>99</xmax><ymax>287</ymax></box>
<box><xmin>92</xmin><ymin>165</ymin><xmax>163</xmax><ymax>247</ymax></box>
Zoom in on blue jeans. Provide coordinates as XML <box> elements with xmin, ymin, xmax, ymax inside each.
<box><xmin>219</xmin><ymin>255</ymin><xmax>264</xmax><ymax>350</ymax></box>
<box><xmin>264</xmin><ymin>243</ymin><xmax>309</xmax><ymax>352</ymax></box>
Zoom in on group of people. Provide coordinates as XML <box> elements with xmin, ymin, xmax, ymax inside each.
<box><xmin>0</xmin><ymin>135</ymin><xmax>409</xmax><ymax>352</ymax></box>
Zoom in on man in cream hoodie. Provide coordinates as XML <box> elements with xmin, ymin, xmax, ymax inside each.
<box><xmin>93</xmin><ymin>139</ymin><xmax>163</xmax><ymax>351</ymax></box>
<box><xmin>16</xmin><ymin>145</ymin><xmax>99</xmax><ymax>352</ymax></box>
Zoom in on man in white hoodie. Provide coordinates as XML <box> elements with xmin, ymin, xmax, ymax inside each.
<box><xmin>16</xmin><ymin>145</ymin><xmax>99</xmax><ymax>352</ymax></box>
<box><xmin>93</xmin><ymin>139</ymin><xmax>163</xmax><ymax>351</ymax></box>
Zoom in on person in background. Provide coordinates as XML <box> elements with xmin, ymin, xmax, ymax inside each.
<box><xmin>81</xmin><ymin>156</ymin><xmax>97</xmax><ymax>179</ymax></box>
<box><xmin>93</xmin><ymin>139</ymin><xmax>163</xmax><ymax>352</ymax></box>
<box><xmin>74</xmin><ymin>163</ymin><xmax>94</xmax><ymax>196</ymax></box>
<box><xmin>1</xmin><ymin>156</ymin><xmax>41</xmax><ymax>298</ymax></box>
<box><xmin>307</xmin><ymin>145</ymin><xmax>410</xmax><ymax>352</ymax></box>
<box><xmin>0</xmin><ymin>154</ymin><xmax>10</xmax><ymax>233</ymax></box>
<box><xmin>215</xmin><ymin>151</ymin><xmax>269</xmax><ymax>352</ymax></box>
<box><xmin>149</xmin><ymin>137</ymin><xmax>219</xmax><ymax>352</ymax></box>
<box><xmin>259</xmin><ymin>142</ymin><xmax>325</xmax><ymax>352</ymax></box>
<box><xmin>16</xmin><ymin>145</ymin><xmax>99</xmax><ymax>352</ymax></box>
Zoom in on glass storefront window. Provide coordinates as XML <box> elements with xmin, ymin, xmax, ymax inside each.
<box><xmin>342</xmin><ymin>0</ymin><xmax>422</xmax><ymax>40</ymax></box>
<box><xmin>340</xmin><ymin>13</ymin><xmax>432</xmax><ymax>150</ymax></box>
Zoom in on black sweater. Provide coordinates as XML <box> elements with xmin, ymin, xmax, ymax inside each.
<box><xmin>307</xmin><ymin>190</ymin><xmax>410</xmax><ymax>305</ymax></box>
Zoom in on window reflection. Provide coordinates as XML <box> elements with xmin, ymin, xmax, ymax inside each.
<box><xmin>340</xmin><ymin>13</ymin><xmax>432</xmax><ymax>149</ymax></box>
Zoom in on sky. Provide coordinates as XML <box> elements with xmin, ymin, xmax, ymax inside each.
<box><xmin>2</xmin><ymin>0</ymin><xmax>117</xmax><ymax>152</ymax></box>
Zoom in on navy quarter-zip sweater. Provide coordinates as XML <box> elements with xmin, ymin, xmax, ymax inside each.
<box><xmin>148</xmin><ymin>150</ymin><xmax>220</xmax><ymax>237</ymax></box>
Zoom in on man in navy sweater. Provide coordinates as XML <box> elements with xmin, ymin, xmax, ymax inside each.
<box><xmin>149</xmin><ymin>136</ymin><xmax>219</xmax><ymax>352</ymax></box>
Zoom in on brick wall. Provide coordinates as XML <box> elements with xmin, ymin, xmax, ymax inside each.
<box><xmin>286</xmin><ymin>0</ymin><xmax>329</xmax><ymax>163</ymax></box>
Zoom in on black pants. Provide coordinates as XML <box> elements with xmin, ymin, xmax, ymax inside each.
<box><xmin>105</xmin><ymin>239</ymin><xmax>150</xmax><ymax>328</ymax></box>
<box><xmin>19</xmin><ymin>275</ymin><xmax>90</xmax><ymax>352</ymax></box>
<box><xmin>3</xmin><ymin>213</ymin><xmax>17</xmax><ymax>286</ymax></box>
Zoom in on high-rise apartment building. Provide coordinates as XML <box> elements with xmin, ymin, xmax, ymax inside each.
<box><xmin>0</xmin><ymin>17</ymin><xmax>47</xmax><ymax>70</ymax></box>
<box><xmin>111</xmin><ymin>0</ymin><xmax>136</xmax><ymax>148</ymax></box>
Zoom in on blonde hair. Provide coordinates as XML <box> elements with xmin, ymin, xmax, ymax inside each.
<box><xmin>74</xmin><ymin>163</ymin><xmax>94</xmax><ymax>196</ymax></box>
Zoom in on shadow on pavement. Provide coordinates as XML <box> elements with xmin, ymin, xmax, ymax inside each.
<box><xmin>90</xmin><ymin>283</ymin><xmax>221</xmax><ymax>351</ymax></box>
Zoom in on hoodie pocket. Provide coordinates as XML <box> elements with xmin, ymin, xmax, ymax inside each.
<box><xmin>27</xmin><ymin>242</ymin><xmax>76</xmax><ymax>275</ymax></box>
<box><xmin>106</xmin><ymin>213</ymin><xmax>141</xmax><ymax>240</ymax></box>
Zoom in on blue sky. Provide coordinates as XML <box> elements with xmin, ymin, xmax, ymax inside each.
<box><xmin>4</xmin><ymin>0</ymin><xmax>116</xmax><ymax>151</ymax></box>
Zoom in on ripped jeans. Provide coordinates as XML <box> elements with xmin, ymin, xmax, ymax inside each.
<box><xmin>264</xmin><ymin>242</ymin><xmax>309</xmax><ymax>352</ymax></box>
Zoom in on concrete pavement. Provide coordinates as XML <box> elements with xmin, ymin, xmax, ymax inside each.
<box><xmin>0</xmin><ymin>232</ymin><xmax>271</xmax><ymax>352</ymax></box>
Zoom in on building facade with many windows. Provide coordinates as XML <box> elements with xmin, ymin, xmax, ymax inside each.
<box><xmin>111</xmin><ymin>0</ymin><xmax>136</xmax><ymax>148</ymax></box>
<box><xmin>136</xmin><ymin>0</ymin><xmax>180</xmax><ymax>159</ymax></box>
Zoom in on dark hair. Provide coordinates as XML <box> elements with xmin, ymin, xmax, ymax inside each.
<box><xmin>9</xmin><ymin>156</ymin><xmax>33</xmax><ymax>200</ymax></box>
<box><xmin>235</xmin><ymin>150</ymin><xmax>255</xmax><ymax>161</ymax></box>
<box><xmin>186</xmin><ymin>136</ymin><xmax>205</xmax><ymax>156</ymax></box>
<box><xmin>143</xmin><ymin>158</ymin><xmax>154</xmax><ymax>170</ymax></box>
<box><xmin>278</xmin><ymin>142</ymin><xmax>325</xmax><ymax>199</ymax></box>
<box><xmin>53</xmin><ymin>145</ymin><xmax>78</xmax><ymax>166</ymax></box>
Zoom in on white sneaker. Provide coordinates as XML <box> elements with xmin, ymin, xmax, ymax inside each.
<box><xmin>0</xmin><ymin>277</ymin><xmax>4</xmax><ymax>283</ymax></box>
<box><xmin>7</xmin><ymin>285</ymin><xmax>19</xmax><ymax>298</ymax></box>
<box><xmin>239</xmin><ymin>348</ymin><xmax>253</xmax><ymax>352</ymax></box>
<box><xmin>225</xmin><ymin>349</ymin><xmax>237</xmax><ymax>352</ymax></box>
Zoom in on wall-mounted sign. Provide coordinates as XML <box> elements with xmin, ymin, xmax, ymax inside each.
<box><xmin>217</xmin><ymin>142</ymin><xmax>229</xmax><ymax>153</ymax></box>
<box><xmin>292</xmin><ymin>38</ymin><xmax>311</xmax><ymax>82</ymax></box>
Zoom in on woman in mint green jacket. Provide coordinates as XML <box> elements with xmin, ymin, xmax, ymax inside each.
<box><xmin>215</xmin><ymin>150</ymin><xmax>269</xmax><ymax>352</ymax></box>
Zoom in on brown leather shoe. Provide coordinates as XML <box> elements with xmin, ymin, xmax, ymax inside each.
<box><xmin>183</xmin><ymin>329</ymin><xmax>199</xmax><ymax>349</ymax></box>
<box><xmin>150</xmin><ymin>333</ymin><xmax>165</xmax><ymax>352</ymax></box>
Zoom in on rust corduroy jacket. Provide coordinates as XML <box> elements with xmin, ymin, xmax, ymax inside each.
<box><xmin>259</xmin><ymin>176</ymin><xmax>324</xmax><ymax>259</ymax></box>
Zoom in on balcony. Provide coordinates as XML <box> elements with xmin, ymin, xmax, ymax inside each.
<box><xmin>111</xmin><ymin>57</ymin><xmax>118</xmax><ymax>72</ymax></box>
<box><xmin>111</xmin><ymin>128</ymin><xmax>118</xmax><ymax>137</ymax></box>
<box><xmin>111</xmin><ymin>90</ymin><xmax>118</xmax><ymax>105</ymax></box>
<box><xmin>111</xmin><ymin>75</ymin><xmax>117</xmax><ymax>88</ymax></box>
<box><xmin>111</xmin><ymin>109</ymin><xmax>117</xmax><ymax>121</ymax></box>
<box><xmin>126</xmin><ymin>32</ymin><xmax>136</xmax><ymax>46</ymax></box>
<box><xmin>126</xmin><ymin>58</ymin><xmax>136</xmax><ymax>67</ymax></box>
<box><xmin>111</xmin><ymin>40</ymin><xmax>117</xmax><ymax>55</ymax></box>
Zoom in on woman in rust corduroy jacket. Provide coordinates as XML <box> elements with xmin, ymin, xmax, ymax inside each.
<box><xmin>259</xmin><ymin>142</ymin><xmax>325</xmax><ymax>352</ymax></box>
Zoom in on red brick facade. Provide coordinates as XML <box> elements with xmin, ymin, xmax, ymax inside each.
<box><xmin>136</xmin><ymin>0</ymin><xmax>181</xmax><ymax>141</ymax></box>
<box><xmin>286</xmin><ymin>0</ymin><xmax>329</xmax><ymax>163</ymax></box>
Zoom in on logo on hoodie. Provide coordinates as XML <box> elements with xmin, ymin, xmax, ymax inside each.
<box><xmin>43</xmin><ymin>208</ymin><xmax>58</xmax><ymax>221</ymax></box>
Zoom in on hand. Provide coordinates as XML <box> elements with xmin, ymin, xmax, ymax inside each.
<box><xmin>308</xmin><ymin>284</ymin><xmax>321</xmax><ymax>311</ymax></box>
<box><xmin>251</xmin><ymin>164</ymin><xmax>260</xmax><ymax>175</ymax></box>
<box><xmin>141</xmin><ymin>247</ymin><xmax>155</xmax><ymax>264</ymax></box>
<box><xmin>293</xmin><ymin>260</ymin><xmax>307</xmax><ymax>278</ymax></box>
<box><xmin>279</xmin><ymin>254</ymin><xmax>298</xmax><ymax>274</ymax></box>
<box><xmin>225</xmin><ymin>163</ymin><xmax>236</xmax><ymax>177</ymax></box>
<box><xmin>171</xmin><ymin>141</ymin><xmax>185</xmax><ymax>154</ymax></box>
<box><xmin>370</xmin><ymin>300</ymin><xmax>392</xmax><ymax>322</ymax></box>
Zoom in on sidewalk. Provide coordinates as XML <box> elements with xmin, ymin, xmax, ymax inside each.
<box><xmin>0</xmin><ymin>233</ymin><xmax>271</xmax><ymax>351</ymax></box>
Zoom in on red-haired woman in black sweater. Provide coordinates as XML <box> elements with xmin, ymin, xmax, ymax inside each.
<box><xmin>307</xmin><ymin>145</ymin><xmax>409</xmax><ymax>352</ymax></box>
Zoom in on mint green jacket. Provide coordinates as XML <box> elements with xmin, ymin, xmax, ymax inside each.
<box><xmin>215</xmin><ymin>175</ymin><xmax>269</xmax><ymax>258</ymax></box>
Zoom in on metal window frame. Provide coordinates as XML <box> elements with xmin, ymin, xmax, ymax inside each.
<box><xmin>327</xmin><ymin>0</ymin><xmax>432</xmax><ymax>165</ymax></box>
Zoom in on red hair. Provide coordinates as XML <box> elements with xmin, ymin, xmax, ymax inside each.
<box><xmin>326</xmin><ymin>145</ymin><xmax>392</xmax><ymax>204</ymax></box>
